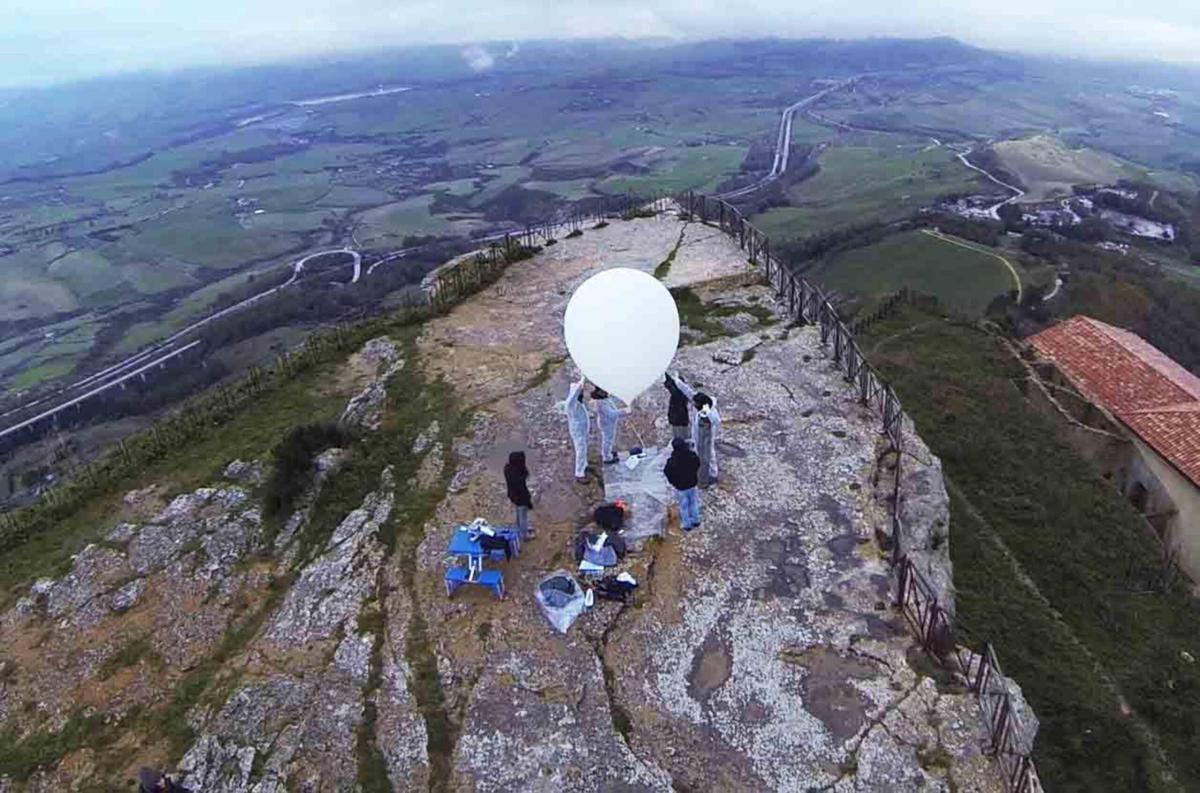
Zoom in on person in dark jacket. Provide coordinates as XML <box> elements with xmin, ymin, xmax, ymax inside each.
<box><xmin>504</xmin><ymin>451</ymin><xmax>534</xmax><ymax>536</ymax></box>
<box><xmin>138</xmin><ymin>768</ymin><xmax>191</xmax><ymax>792</ymax></box>
<box><xmin>664</xmin><ymin>372</ymin><xmax>691</xmax><ymax>441</ymax></box>
<box><xmin>663</xmin><ymin>437</ymin><xmax>702</xmax><ymax>531</ymax></box>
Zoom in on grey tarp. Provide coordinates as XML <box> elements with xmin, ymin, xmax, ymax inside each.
<box><xmin>602</xmin><ymin>445</ymin><xmax>672</xmax><ymax>545</ymax></box>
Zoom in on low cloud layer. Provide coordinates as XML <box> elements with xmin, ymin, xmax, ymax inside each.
<box><xmin>4</xmin><ymin>0</ymin><xmax>1199</xmax><ymax>88</ymax></box>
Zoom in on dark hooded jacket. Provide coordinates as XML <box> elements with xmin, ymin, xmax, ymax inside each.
<box><xmin>663</xmin><ymin>438</ymin><xmax>701</xmax><ymax>491</ymax></box>
<box><xmin>138</xmin><ymin>769</ymin><xmax>191</xmax><ymax>793</ymax></box>
<box><xmin>504</xmin><ymin>451</ymin><xmax>533</xmax><ymax>508</ymax></box>
<box><xmin>664</xmin><ymin>374</ymin><xmax>690</xmax><ymax>428</ymax></box>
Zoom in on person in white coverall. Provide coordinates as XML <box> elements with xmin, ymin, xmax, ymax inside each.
<box><xmin>564</xmin><ymin>377</ymin><xmax>591</xmax><ymax>481</ymax></box>
<box><xmin>592</xmin><ymin>387</ymin><xmax>628</xmax><ymax>465</ymax></box>
<box><xmin>666</xmin><ymin>372</ymin><xmax>721</xmax><ymax>487</ymax></box>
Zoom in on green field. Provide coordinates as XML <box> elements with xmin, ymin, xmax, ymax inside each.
<box><xmin>1</xmin><ymin>316</ymin><xmax>103</xmax><ymax>392</ymax></box>
<box><xmin>46</xmin><ymin>251</ymin><xmax>122</xmax><ymax>299</ymax></box>
<box><xmin>809</xmin><ymin>230</ymin><xmax>1015</xmax><ymax>315</ymax></box>
<box><xmin>355</xmin><ymin>195</ymin><xmax>489</xmax><ymax>245</ymax></box>
<box><xmin>993</xmin><ymin>135</ymin><xmax>1140</xmax><ymax>201</ymax></box>
<box><xmin>123</xmin><ymin>204</ymin><xmax>306</xmax><ymax>269</ymax></box>
<box><xmin>243</xmin><ymin>209</ymin><xmax>341</xmax><ymax>233</ymax></box>
<box><xmin>119</xmin><ymin>261</ymin><xmax>199</xmax><ymax>294</ymax></box>
<box><xmin>315</xmin><ymin>185</ymin><xmax>394</xmax><ymax>208</ymax></box>
<box><xmin>595</xmin><ymin>145</ymin><xmax>745</xmax><ymax>195</ymax></box>
<box><xmin>752</xmin><ymin>143</ymin><xmax>983</xmax><ymax>237</ymax></box>
<box><xmin>0</xmin><ymin>276</ymin><xmax>79</xmax><ymax>322</ymax></box>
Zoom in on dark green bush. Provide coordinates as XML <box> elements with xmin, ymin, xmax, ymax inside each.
<box><xmin>263</xmin><ymin>422</ymin><xmax>350</xmax><ymax>519</ymax></box>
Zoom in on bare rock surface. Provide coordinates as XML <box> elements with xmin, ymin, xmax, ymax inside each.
<box><xmin>0</xmin><ymin>213</ymin><xmax>1007</xmax><ymax>791</ymax></box>
<box><xmin>408</xmin><ymin>214</ymin><xmax>1003</xmax><ymax>791</ymax></box>
<box><xmin>0</xmin><ymin>479</ymin><xmax>268</xmax><ymax>752</ymax></box>
<box><xmin>610</xmin><ymin>316</ymin><xmax>998</xmax><ymax>791</ymax></box>
<box><xmin>263</xmin><ymin>467</ymin><xmax>393</xmax><ymax>648</ymax></box>
<box><xmin>179</xmin><ymin>466</ymin><xmax>430</xmax><ymax>792</ymax></box>
<box><xmin>340</xmin><ymin>335</ymin><xmax>406</xmax><ymax>430</ymax></box>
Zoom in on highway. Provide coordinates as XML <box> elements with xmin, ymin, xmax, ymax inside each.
<box><xmin>718</xmin><ymin>84</ymin><xmax>845</xmax><ymax>200</ymax></box>
<box><xmin>0</xmin><ymin>248</ymin><xmax>359</xmax><ymax>440</ymax></box>
<box><xmin>0</xmin><ymin>341</ymin><xmax>203</xmax><ymax>442</ymax></box>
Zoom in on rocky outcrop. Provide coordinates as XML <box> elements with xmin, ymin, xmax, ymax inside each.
<box><xmin>882</xmin><ymin>424</ymin><xmax>957</xmax><ymax>615</ymax></box>
<box><xmin>341</xmin><ymin>336</ymin><xmax>405</xmax><ymax>431</ymax></box>
<box><xmin>0</xmin><ymin>480</ymin><xmax>267</xmax><ymax>742</ymax></box>
<box><xmin>410</xmin><ymin>219</ymin><xmax>1005</xmax><ymax>791</ymax></box>
<box><xmin>604</xmin><ymin>304</ymin><xmax>999</xmax><ymax>791</ymax></box>
<box><xmin>452</xmin><ymin>648</ymin><xmax>673</xmax><ymax>791</ymax></box>
<box><xmin>264</xmin><ymin>467</ymin><xmax>394</xmax><ymax>648</ymax></box>
<box><xmin>373</xmin><ymin>568</ymin><xmax>429</xmax><ymax>791</ymax></box>
<box><xmin>180</xmin><ymin>466</ymin><xmax>430</xmax><ymax>792</ymax></box>
<box><xmin>0</xmin><ymin>212</ymin><xmax>1014</xmax><ymax>791</ymax></box>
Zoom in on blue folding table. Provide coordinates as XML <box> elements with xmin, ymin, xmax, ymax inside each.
<box><xmin>444</xmin><ymin>527</ymin><xmax>509</xmax><ymax>599</ymax></box>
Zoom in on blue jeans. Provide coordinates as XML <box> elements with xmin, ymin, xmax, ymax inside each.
<box><xmin>515</xmin><ymin>504</ymin><xmax>529</xmax><ymax>533</ymax></box>
<box><xmin>675</xmin><ymin>487</ymin><xmax>701</xmax><ymax>529</ymax></box>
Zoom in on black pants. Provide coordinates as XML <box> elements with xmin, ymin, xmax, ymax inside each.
<box><xmin>477</xmin><ymin>535</ymin><xmax>511</xmax><ymax>560</ymax></box>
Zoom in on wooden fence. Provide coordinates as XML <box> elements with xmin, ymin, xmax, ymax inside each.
<box><xmin>679</xmin><ymin>190</ymin><xmax>1042</xmax><ymax>793</ymax></box>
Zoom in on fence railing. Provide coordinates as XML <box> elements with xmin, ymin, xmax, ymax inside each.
<box><xmin>678</xmin><ymin>190</ymin><xmax>1041</xmax><ymax>793</ymax></box>
<box><xmin>512</xmin><ymin>191</ymin><xmax>674</xmax><ymax>250</ymax></box>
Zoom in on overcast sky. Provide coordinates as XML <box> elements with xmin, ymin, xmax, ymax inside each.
<box><xmin>5</xmin><ymin>0</ymin><xmax>1200</xmax><ymax>89</ymax></box>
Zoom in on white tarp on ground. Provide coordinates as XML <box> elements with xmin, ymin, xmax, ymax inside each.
<box><xmin>603</xmin><ymin>445</ymin><xmax>672</xmax><ymax>544</ymax></box>
<box><xmin>536</xmin><ymin>570</ymin><xmax>586</xmax><ymax>634</ymax></box>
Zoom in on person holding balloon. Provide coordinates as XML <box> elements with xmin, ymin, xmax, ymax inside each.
<box><xmin>666</xmin><ymin>372</ymin><xmax>722</xmax><ymax>487</ymax></box>
<box><xmin>563</xmin><ymin>267</ymin><xmax>681</xmax><ymax>481</ymax></box>
<box><xmin>692</xmin><ymin>392</ymin><xmax>722</xmax><ymax>487</ymax></box>
<box><xmin>664</xmin><ymin>373</ymin><xmax>692</xmax><ymax>442</ymax></box>
<box><xmin>563</xmin><ymin>376</ymin><xmax>591</xmax><ymax>483</ymax></box>
<box><xmin>592</xmin><ymin>387</ymin><xmax>629</xmax><ymax>465</ymax></box>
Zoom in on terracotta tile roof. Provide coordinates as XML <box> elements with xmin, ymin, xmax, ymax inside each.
<box><xmin>1030</xmin><ymin>315</ymin><xmax>1200</xmax><ymax>487</ymax></box>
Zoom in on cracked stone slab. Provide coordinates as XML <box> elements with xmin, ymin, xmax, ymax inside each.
<box><xmin>604</xmin><ymin>301</ymin><xmax>1003</xmax><ymax>792</ymax></box>
<box><xmin>374</xmin><ymin>565</ymin><xmax>429</xmax><ymax>791</ymax></box>
<box><xmin>451</xmin><ymin>647</ymin><xmax>673</xmax><ymax>792</ymax></box>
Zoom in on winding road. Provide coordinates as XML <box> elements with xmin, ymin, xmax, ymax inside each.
<box><xmin>954</xmin><ymin>150</ymin><xmax>1025</xmax><ymax>219</ymax></box>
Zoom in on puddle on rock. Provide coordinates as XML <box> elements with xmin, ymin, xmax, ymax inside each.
<box><xmin>756</xmin><ymin>536</ymin><xmax>811</xmax><ymax>598</ymax></box>
<box><xmin>688</xmin><ymin>633</ymin><xmax>733</xmax><ymax>701</ymax></box>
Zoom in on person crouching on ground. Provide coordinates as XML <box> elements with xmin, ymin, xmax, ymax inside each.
<box><xmin>664</xmin><ymin>437</ymin><xmax>702</xmax><ymax>532</ymax></box>
<box><xmin>664</xmin><ymin>372</ymin><xmax>691</xmax><ymax>441</ymax></box>
<box><xmin>504</xmin><ymin>450</ymin><xmax>534</xmax><ymax>537</ymax></box>
<box><xmin>692</xmin><ymin>392</ymin><xmax>721</xmax><ymax>488</ymax></box>
<box><xmin>592</xmin><ymin>386</ymin><xmax>628</xmax><ymax>465</ymax></box>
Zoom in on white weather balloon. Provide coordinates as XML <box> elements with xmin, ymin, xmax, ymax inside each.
<box><xmin>563</xmin><ymin>268</ymin><xmax>680</xmax><ymax>404</ymax></box>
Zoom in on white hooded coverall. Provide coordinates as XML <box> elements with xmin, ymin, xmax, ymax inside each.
<box><xmin>565</xmin><ymin>380</ymin><xmax>590</xmax><ymax>478</ymax></box>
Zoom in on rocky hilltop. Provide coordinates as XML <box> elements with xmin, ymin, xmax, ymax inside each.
<box><xmin>0</xmin><ymin>209</ymin><xmax>1005</xmax><ymax>791</ymax></box>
